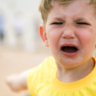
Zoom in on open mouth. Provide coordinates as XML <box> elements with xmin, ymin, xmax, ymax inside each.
<box><xmin>61</xmin><ymin>46</ymin><xmax>78</xmax><ymax>53</ymax></box>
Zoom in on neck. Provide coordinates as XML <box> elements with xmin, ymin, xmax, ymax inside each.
<box><xmin>56</xmin><ymin>58</ymin><xmax>95</xmax><ymax>83</ymax></box>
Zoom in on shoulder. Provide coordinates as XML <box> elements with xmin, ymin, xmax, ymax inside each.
<box><xmin>40</xmin><ymin>56</ymin><xmax>56</xmax><ymax>69</ymax></box>
<box><xmin>29</xmin><ymin>56</ymin><xmax>55</xmax><ymax>74</ymax></box>
<box><xmin>27</xmin><ymin>56</ymin><xmax>56</xmax><ymax>82</ymax></box>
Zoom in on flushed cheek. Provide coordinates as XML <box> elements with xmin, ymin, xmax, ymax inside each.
<box><xmin>47</xmin><ymin>28</ymin><xmax>62</xmax><ymax>49</ymax></box>
<box><xmin>77</xmin><ymin>29</ymin><xmax>95</xmax><ymax>54</ymax></box>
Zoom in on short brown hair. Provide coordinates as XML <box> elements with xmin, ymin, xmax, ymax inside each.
<box><xmin>39</xmin><ymin>0</ymin><xmax>96</xmax><ymax>24</ymax></box>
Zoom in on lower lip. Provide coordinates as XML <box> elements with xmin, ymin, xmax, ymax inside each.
<box><xmin>61</xmin><ymin>50</ymin><xmax>79</xmax><ymax>57</ymax></box>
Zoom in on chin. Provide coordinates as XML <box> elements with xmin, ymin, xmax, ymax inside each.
<box><xmin>59</xmin><ymin>60</ymin><xmax>81</xmax><ymax>68</ymax></box>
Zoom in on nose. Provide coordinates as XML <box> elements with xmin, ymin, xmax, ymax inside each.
<box><xmin>62</xmin><ymin>29</ymin><xmax>75</xmax><ymax>39</ymax></box>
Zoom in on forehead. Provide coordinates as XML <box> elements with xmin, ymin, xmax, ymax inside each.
<box><xmin>47</xmin><ymin>0</ymin><xmax>95</xmax><ymax>21</ymax></box>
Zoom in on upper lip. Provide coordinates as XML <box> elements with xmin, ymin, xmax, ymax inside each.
<box><xmin>60</xmin><ymin>43</ymin><xmax>79</xmax><ymax>50</ymax></box>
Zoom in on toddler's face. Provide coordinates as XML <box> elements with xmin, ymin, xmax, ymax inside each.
<box><xmin>40</xmin><ymin>0</ymin><xmax>96</xmax><ymax>68</ymax></box>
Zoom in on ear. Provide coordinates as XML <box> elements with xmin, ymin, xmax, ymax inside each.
<box><xmin>39</xmin><ymin>25</ymin><xmax>49</xmax><ymax>47</ymax></box>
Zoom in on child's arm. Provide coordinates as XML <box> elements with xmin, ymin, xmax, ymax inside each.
<box><xmin>6</xmin><ymin>70</ymin><xmax>29</xmax><ymax>92</ymax></box>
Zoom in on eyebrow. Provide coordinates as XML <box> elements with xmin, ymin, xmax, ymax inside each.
<box><xmin>51</xmin><ymin>17</ymin><xmax>64</xmax><ymax>21</ymax></box>
<box><xmin>74</xmin><ymin>17</ymin><xmax>91</xmax><ymax>21</ymax></box>
<box><xmin>51</xmin><ymin>16</ymin><xmax>91</xmax><ymax>20</ymax></box>
<box><xmin>49</xmin><ymin>16</ymin><xmax>93</xmax><ymax>24</ymax></box>
<box><xmin>74</xmin><ymin>17</ymin><xmax>93</xmax><ymax>25</ymax></box>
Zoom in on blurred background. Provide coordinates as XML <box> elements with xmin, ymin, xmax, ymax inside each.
<box><xmin>0</xmin><ymin>0</ymin><xmax>51</xmax><ymax>96</ymax></box>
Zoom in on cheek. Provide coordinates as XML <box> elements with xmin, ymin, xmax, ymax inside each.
<box><xmin>77</xmin><ymin>29</ymin><xmax>95</xmax><ymax>51</ymax></box>
<box><xmin>47</xmin><ymin>28</ymin><xmax>62</xmax><ymax>49</ymax></box>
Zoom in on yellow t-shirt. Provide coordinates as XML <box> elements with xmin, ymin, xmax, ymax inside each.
<box><xmin>27</xmin><ymin>57</ymin><xmax>96</xmax><ymax>96</ymax></box>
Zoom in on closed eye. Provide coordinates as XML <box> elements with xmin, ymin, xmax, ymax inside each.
<box><xmin>52</xmin><ymin>22</ymin><xmax>63</xmax><ymax>25</ymax></box>
<box><xmin>77</xmin><ymin>22</ymin><xmax>90</xmax><ymax>25</ymax></box>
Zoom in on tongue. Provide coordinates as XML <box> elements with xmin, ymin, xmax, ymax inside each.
<box><xmin>62</xmin><ymin>47</ymin><xmax>77</xmax><ymax>53</ymax></box>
